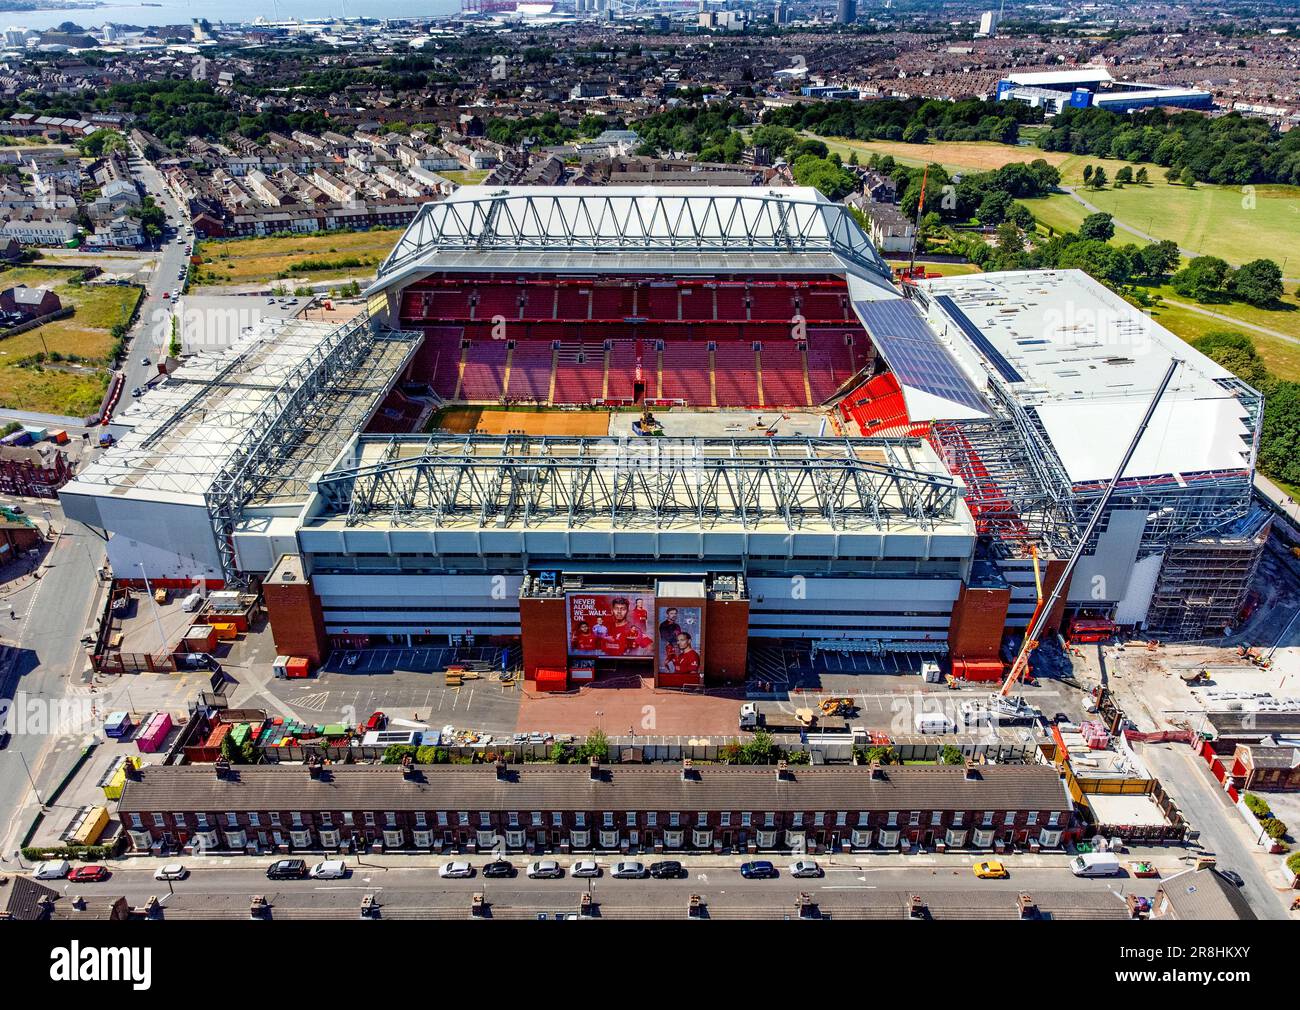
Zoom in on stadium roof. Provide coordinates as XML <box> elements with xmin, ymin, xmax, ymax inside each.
<box><xmin>917</xmin><ymin>270</ymin><xmax>1261</xmax><ymax>486</ymax></box>
<box><xmin>1002</xmin><ymin>67</ymin><xmax>1113</xmax><ymax>87</ymax></box>
<box><xmin>308</xmin><ymin>433</ymin><xmax>968</xmax><ymax>534</ymax></box>
<box><xmin>369</xmin><ymin>185</ymin><xmax>898</xmax><ymax>295</ymax></box>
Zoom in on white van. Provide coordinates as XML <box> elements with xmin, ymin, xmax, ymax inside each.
<box><xmin>309</xmin><ymin>859</ymin><xmax>348</xmax><ymax>880</ymax></box>
<box><xmin>33</xmin><ymin>859</ymin><xmax>70</xmax><ymax>880</ymax></box>
<box><xmin>914</xmin><ymin>710</ymin><xmax>956</xmax><ymax>734</ymax></box>
<box><xmin>1070</xmin><ymin>852</ymin><xmax>1121</xmax><ymax>877</ymax></box>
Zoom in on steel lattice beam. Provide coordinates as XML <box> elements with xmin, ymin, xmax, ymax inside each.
<box><xmin>315</xmin><ymin>435</ymin><xmax>962</xmax><ymax>532</ymax></box>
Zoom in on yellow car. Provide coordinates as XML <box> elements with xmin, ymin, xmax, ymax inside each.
<box><xmin>973</xmin><ymin>860</ymin><xmax>1009</xmax><ymax>879</ymax></box>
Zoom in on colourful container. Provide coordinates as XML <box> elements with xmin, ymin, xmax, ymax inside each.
<box><xmin>210</xmin><ymin>622</ymin><xmax>238</xmax><ymax>641</ymax></box>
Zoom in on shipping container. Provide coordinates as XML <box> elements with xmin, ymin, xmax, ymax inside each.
<box><xmin>135</xmin><ymin>711</ymin><xmax>173</xmax><ymax>753</ymax></box>
<box><xmin>98</xmin><ymin>755</ymin><xmax>141</xmax><ymax>800</ymax></box>
<box><xmin>103</xmin><ymin>711</ymin><xmax>133</xmax><ymax>738</ymax></box>
<box><xmin>286</xmin><ymin>656</ymin><xmax>311</xmax><ymax>679</ymax></box>
<box><xmin>48</xmin><ymin>429</ymin><xmax>69</xmax><ymax>445</ymax></box>
<box><xmin>1</xmin><ymin>430</ymin><xmax>31</xmax><ymax>446</ymax></box>
<box><xmin>21</xmin><ymin>426</ymin><xmax>45</xmax><ymax>442</ymax></box>
<box><xmin>272</xmin><ymin>655</ymin><xmax>290</xmax><ymax>679</ymax></box>
<box><xmin>209</xmin><ymin>622</ymin><xmax>238</xmax><ymax>641</ymax></box>
<box><xmin>70</xmin><ymin>805</ymin><xmax>110</xmax><ymax>846</ymax></box>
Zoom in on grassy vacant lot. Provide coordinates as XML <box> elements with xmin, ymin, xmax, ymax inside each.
<box><xmin>193</xmin><ymin>227</ymin><xmax>405</xmax><ymax>286</ymax></box>
<box><xmin>0</xmin><ymin>267</ymin><xmax>141</xmax><ymax>416</ymax></box>
<box><xmin>441</xmin><ymin>170</ymin><xmax>491</xmax><ymax>185</ymax></box>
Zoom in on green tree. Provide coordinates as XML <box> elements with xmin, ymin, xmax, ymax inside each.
<box><xmin>1171</xmin><ymin>255</ymin><xmax>1231</xmax><ymax>301</ymax></box>
<box><xmin>1180</xmin><ymin>165</ymin><xmax>1197</xmax><ymax>187</ymax></box>
<box><xmin>575</xmin><ymin>728</ymin><xmax>609</xmax><ymax>763</ymax></box>
<box><xmin>1114</xmin><ymin>166</ymin><xmax>1133</xmax><ymax>185</ymax></box>
<box><xmin>1228</xmin><ymin>258</ymin><xmax>1284</xmax><ymax>307</ymax></box>
<box><xmin>995</xmin><ymin>221</ymin><xmax>1024</xmax><ymax>255</ymax></box>
<box><xmin>1135</xmin><ymin>166</ymin><xmax>1149</xmax><ymax>184</ymax></box>
<box><xmin>1138</xmin><ymin>239</ymin><xmax>1180</xmax><ymax>278</ymax></box>
<box><xmin>1082</xmin><ymin>164</ymin><xmax>1093</xmax><ymax>184</ymax></box>
<box><xmin>1192</xmin><ymin>330</ymin><xmax>1269</xmax><ymax>388</ymax></box>
<box><xmin>939</xmin><ymin>745</ymin><xmax>965</xmax><ymax>765</ymax></box>
<box><xmin>1087</xmin><ymin>166</ymin><xmax>1107</xmax><ymax>189</ymax></box>
<box><xmin>1079</xmin><ymin>212</ymin><xmax>1115</xmax><ymax>242</ymax></box>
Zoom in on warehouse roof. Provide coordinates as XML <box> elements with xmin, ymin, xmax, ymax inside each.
<box><xmin>118</xmin><ymin>762</ymin><xmax>1072</xmax><ymax>813</ymax></box>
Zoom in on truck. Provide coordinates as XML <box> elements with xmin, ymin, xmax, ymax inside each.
<box><xmin>1069</xmin><ymin>852</ymin><xmax>1122</xmax><ymax>877</ymax></box>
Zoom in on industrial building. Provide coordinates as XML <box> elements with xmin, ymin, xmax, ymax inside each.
<box><xmin>996</xmin><ymin>68</ymin><xmax>1214</xmax><ymax>115</ymax></box>
<box><xmin>60</xmin><ymin>186</ymin><xmax>1267</xmax><ymax>688</ymax></box>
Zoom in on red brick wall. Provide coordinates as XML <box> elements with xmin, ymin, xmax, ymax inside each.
<box><xmin>948</xmin><ymin>584</ymin><xmax>1010</xmax><ymax>662</ymax></box>
<box><xmin>520</xmin><ymin>596</ymin><xmax>567</xmax><ymax>682</ymax></box>
<box><xmin>264</xmin><ymin>578</ymin><xmax>328</xmax><ymax>665</ymax></box>
<box><xmin>704</xmin><ymin>597</ymin><xmax>749</xmax><ymax>684</ymax></box>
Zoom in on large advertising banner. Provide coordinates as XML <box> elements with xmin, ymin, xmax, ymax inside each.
<box><xmin>567</xmin><ymin>593</ymin><xmax>655</xmax><ymax>658</ymax></box>
<box><xmin>656</xmin><ymin>605</ymin><xmax>703</xmax><ymax>679</ymax></box>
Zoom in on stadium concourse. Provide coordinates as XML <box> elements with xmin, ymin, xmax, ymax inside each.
<box><xmin>61</xmin><ymin>186</ymin><xmax>1269</xmax><ymax>694</ymax></box>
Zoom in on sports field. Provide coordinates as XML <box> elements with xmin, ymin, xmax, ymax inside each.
<box><xmin>434</xmin><ymin>406</ymin><xmax>613</xmax><ymax>436</ymax></box>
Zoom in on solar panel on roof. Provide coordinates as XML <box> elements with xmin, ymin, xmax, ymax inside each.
<box><xmin>934</xmin><ymin>294</ymin><xmax>1024</xmax><ymax>383</ymax></box>
<box><xmin>851</xmin><ymin>298</ymin><xmax>989</xmax><ymax>416</ymax></box>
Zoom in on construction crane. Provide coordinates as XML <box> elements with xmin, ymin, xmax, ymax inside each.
<box><xmin>997</xmin><ymin>358</ymin><xmax>1183</xmax><ymax>700</ymax></box>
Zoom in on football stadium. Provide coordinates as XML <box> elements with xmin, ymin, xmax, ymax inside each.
<box><xmin>60</xmin><ymin>186</ymin><xmax>1269</xmax><ymax>689</ymax></box>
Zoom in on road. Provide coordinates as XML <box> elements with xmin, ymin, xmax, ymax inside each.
<box><xmin>33</xmin><ymin>859</ymin><xmax>1151</xmax><ymax>919</ymax></box>
<box><xmin>1140</xmin><ymin>742</ymin><xmax>1291</xmax><ymax>920</ymax></box>
<box><xmin>114</xmin><ymin>142</ymin><xmax>194</xmax><ymax>410</ymax></box>
<box><xmin>0</xmin><ymin>503</ymin><xmax>106</xmax><ymax>867</ymax></box>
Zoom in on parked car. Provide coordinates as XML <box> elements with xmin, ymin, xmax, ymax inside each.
<box><xmin>1219</xmin><ymin>868</ymin><xmax>1245</xmax><ymax>887</ymax></box>
<box><xmin>68</xmin><ymin>865</ymin><xmax>110</xmax><ymax>883</ymax></box>
<box><xmin>739</xmin><ymin>860</ymin><xmax>778</xmax><ymax>880</ymax></box>
<box><xmin>140</xmin><ymin>357</ymin><xmax>151</xmax><ymax>366</ymax></box>
<box><xmin>788</xmin><ymin>860</ymin><xmax>822</xmax><ymax>878</ymax></box>
<box><xmin>364</xmin><ymin>711</ymin><xmax>387</xmax><ymax>732</ymax></box>
<box><xmin>973</xmin><ymin>860</ymin><xmax>1009</xmax><ymax>880</ymax></box>
<box><xmin>0</xmin><ymin>729</ymin><xmax>9</xmax><ymax>750</ymax></box>
<box><xmin>32</xmin><ymin>860</ymin><xmax>70</xmax><ymax>880</ymax></box>
<box><xmin>153</xmin><ymin>863</ymin><xmax>188</xmax><ymax>881</ymax></box>
<box><xmin>438</xmin><ymin>861</ymin><xmax>474</xmax><ymax>879</ymax></box>
<box><xmin>611</xmin><ymin>860</ymin><xmax>647</xmax><ymax>879</ymax></box>
<box><xmin>131</xmin><ymin>387</ymin><xmax>143</xmax><ymax>397</ymax></box>
<box><xmin>649</xmin><ymin>860</ymin><xmax>685</xmax><ymax>879</ymax></box>
<box><xmin>526</xmin><ymin>860</ymin><xmax>563</xmax><ymax>880</ymax></box>
<box><xmin>570</xmin><ymin>860</ymin><xmax>601</xmax><ymax>878</ymax></box>
<box><xmin>266</xmin><ymin>858</ymin><xmax>308</xmax><ymax>880</ymax></box>
<box><xmin>309</xmin><ymin>859</ymin><xmax>348</xmax><ymax>880</ymax></box>
<box><xmin>482</xmin><ymin>860</ymin><xmax>514</xmax><ymax>879</ymax></box>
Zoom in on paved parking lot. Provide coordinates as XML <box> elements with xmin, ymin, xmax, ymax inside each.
<box><xmin>254</xmin><ymin>647</ymin><xmax>525</xmax><ymax>735</ymax></box>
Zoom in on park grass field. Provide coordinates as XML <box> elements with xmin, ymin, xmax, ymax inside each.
<box><xmin>1134</xmin><ymin>283</ymin><xmax>1300</xmax><ymax>382</ymax></box>
<box><xmin>194</xmin><ymin>227</ymin><xmax>404</xmax><ymax>286</ymax></box>
<box><xmin>1051</xmin><ymin>181</ymin><xmax>1300</xmax><ymax>267</ymax></box>
<box><xmin>812</xmin><ymin>132</ymin><xmax>1300</xmax><ymax>268</ymax></box>
<box><xmin>0</xmin><ymin>267</ymin><xmax>140</xmax><ymax>416</ymax></box>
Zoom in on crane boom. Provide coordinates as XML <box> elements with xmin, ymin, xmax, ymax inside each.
<box><xmin>998</xmin><ymin>358</ymin><xmax>1182</xmax><ymax>697</ymax></box>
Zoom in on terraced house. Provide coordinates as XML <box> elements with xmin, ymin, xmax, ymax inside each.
<box><xmin>117</xmin><ymin>760</ymin><xmax>1076</xmax><ymax>856</ymax></box>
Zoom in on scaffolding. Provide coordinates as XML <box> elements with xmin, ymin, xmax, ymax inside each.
<box><xmin>1144</xmin><ymin>507</ymin><xmax>1272</xmax><ymax>637</ymax></box>
<box><xmin>314</xmin><ymin>434</ymin><xmax>964</xmax><ymax>533</ymax></box>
